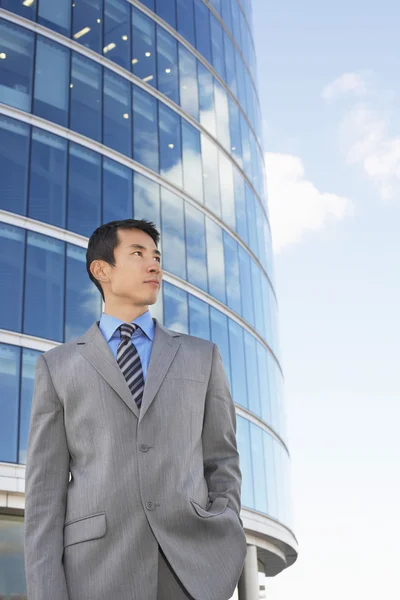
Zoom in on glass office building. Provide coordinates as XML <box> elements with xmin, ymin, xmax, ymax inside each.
<box><xmin>0</xmin><ymin>0</ymin><xmax>298</xmax><ymax>597</ymax></box>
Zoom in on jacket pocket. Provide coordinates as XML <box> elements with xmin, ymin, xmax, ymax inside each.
<box><xmin>189</xmin><ymin>496</ymin><xmax>229</xmax><ymax>518</ymax></box>
<box><xmin>63</xmin><ymin>512</ymin><xmax>106</xmax><ymax>548</ymax></box>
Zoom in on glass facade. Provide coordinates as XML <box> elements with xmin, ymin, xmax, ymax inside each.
<box><xmin>0</xmin><ymin>0</ymin><xmax>294</xmax><ymax>595</ymax></box>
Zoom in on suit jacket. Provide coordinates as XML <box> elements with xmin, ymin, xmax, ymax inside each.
<box><xmin>24</xmin><ymin>318</ymin><xmax>247</xmax><ymax>600</ymax></box>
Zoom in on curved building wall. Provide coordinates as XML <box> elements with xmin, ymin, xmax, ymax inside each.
<box><xmin>0</xmin><ymin>0</ymin><xmax>297</xmax><ymax>597</ymax></box>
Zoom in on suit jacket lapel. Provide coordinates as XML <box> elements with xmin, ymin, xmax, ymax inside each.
<box><xmin>76</xmin><ymin>318</ymin><xmax>181</xmax><ymax>421</ymax></box>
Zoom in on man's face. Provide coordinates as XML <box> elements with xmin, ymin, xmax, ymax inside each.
<box><xmin>100</xmin><ymin>228</ymin><xmax>162</xmax><ymax>307</ymax></box>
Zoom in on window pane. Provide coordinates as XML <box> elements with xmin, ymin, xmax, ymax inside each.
<box><xmin>132</xmin><ymin>7</ymin><xmax>156</xmax><ymax>87</ymax></box>
<box><xmin>34</xmin><ymin>37</ymin><xmax>69</xmax><ymax>126</ymax></box>
<box><xmin>236</xmin><ymin>416</ymin><xmax>254</xmax><ymax>508</ymax></box>
<box><xmin>156</xmin><ymin>0</ymin><xmax>176</xmax><ymax>28</ymax></box>
<box><xmin>198</xmin><ymin>63</ymin><xmax>216</xmax><ymax>136</ymax></box>
<box><xmin>24</xmin><ymin>232</ymin><xmax>65</xmax><ymax>342</ymax></box>
<box><xmin>38</xmin><ymin>0</ymin><xmax>71</xmax><ymax>35</ymax></box>
<box><xmin>159</xmin><ymin>103</ymin><xmax>182</xmax><ymax>187</ymax></box>
<box><xmin>72</xmin><ymin>0</ymin><xmax>102</xmax><ymax>53</ymax></box>
<box><xmin>182</xmin><ymin>121</ymin><xmax>203</xmax><ymax>203</ymax></box>
<box><xmin>103</xmin><ymin>158</ymin><xmax>133</xmax><ymax>223</ymax></box>
<box><xmin>223</xmin><ymin>231</ymin><xmax>241</xmax><ymax>315</ymax></box>
<box><xmin>0</xmin><ymin>344</ymin><xmax>19</xmax><ymax>462</ymax></box>
<box><xmin>244</xmin><ymin>331</ymin><xmax>261</xmax><ymax>415</ymax></box>
<box><xmin>206</xmin><ymin>218</ymin><xmax>225</xmax><ymax>303</ymax></box>
<box><xmin>179</xmin><ymin>45</ymin><xmax>199</xmax><ymax>121</ymax></box>
<box><xmin>29</xmin><ymin>129</ymin><xmax>67</xmax><ymax>228</ymax></box>
<box><xmin>264</xmin><ymin>433</ymin><xmax>278</xmax><ymax>518</ymax></box>
<box><xmin>228</xmin><ymin>97</ymin><xmax>243</xmax><ymax>167</ymax></box>
<box><xmin>246</xmin><ymin>184</ymin><xmax>258</xmax><ymax>256</ymax></box>
<box><xmin>221</xmin><ymin>0</ymin><xmax>233</xmax><ymax>33</ymax></box>
<box><xmin>194</xmin><ymin>0</ymin><xmax>211</xmax><ymax>64</ymax></box>
<box><xmin>70</xmin><ymin>53</ymin><xmax>102</xmax><ymax>142</ymax></box>
<box><xmin>241</xmin><ymin>113</ymin><xmax>252</xmax><ymax>180</ymax></box>
<box><xmin>261</xmin><ymin>273</ymin><xmax>271</xmax><ymax>343</ymax></box>
<box><xmin>215</xmin><ymin>82</ymin><xmax>230</xmax><ymax>150</ymax></box>
<box><xmin>163</xmin><ymin>281</ymin><xmax>188</xmax><ymax>333</ymax></box>
<box><xmin>176</xmin><ymin>0</ymin><xmax>195</xmax><ymax>46</ymax></box>
<box><xmin>140</xmin><ymin>0</ymin><xmax>154</xmax><ymax>9</ymax></box>
<box><xmin>231</xmin><ymin>0</ymin><xmax>242</xmax><ymax>48</ymax></box>
<box><xmin>133</xmin><ymin>172</ymin><xmax>161</xmax><ymax>230</ymax></box>
<box><xmin>160</xmin><ymin>188</ymin><xmax>186</xmax><ymax>279</ymax></box>
<box><xmin>0</xmin><ymin>224</ymin><xmax>24</xmax><ymax>332</ymax></box>
<box><xmin>0</xmin><ymin>21</ymin><xmax>34</xmax><ymax>112</ymax></box>
<box><xmin>68</xmin><ymin>143</ymin><xmax>101</xmax><ymax>237</ymax></box>
<box><xmin>66</xmin><ymin>244</ymin><xmax>102</xmax><ymax>342</ymax></box>
<box><xmin>250</xmin><ymin>423</ymin><xmax>268</xmax><ymax>513</ymax></box>
<box><xmin>19</xmin><ymin>348</ymin><xmax>41</xmax><ymax>465</ymax></box>
<box><xmin>201</xmin><ymin>136</ymin><xmax>220</xmax><ymax>215</ymax></box>
<box><xmin>188</xmin><ymin>295</ymin><xmax>210</xmax><ymax>340</ymax></box>
<box><xmin>0</xmin><ymin>116</ymin><xmax>30</xmax><ymax>215</ymax></box>
<box><xmin>103</xmin><ymin>70</ymin><xmax>132</xmax><ymax>156</ymax></box>
<box><xmin>219</xmin><ymin>152</ymin><xmax>236</xmax><ymax>230</ymax></box>
<box><xmin>157</xmin><ymin>26</ymin><xmax>179</xmax><ymax>104</ymax></box>
<box><xmin>210</xmin><ymin>307</ymin><xmax>231</xmax><ymax>390</ymax></box>
<box><xmin>238</xmin><ymin>246</ymin><xmax>255</xmax><ymax>326</ymax></box>
<box><xmin>185</xmin><ymin>203</ymin><xmax>207</xmax><ymax>292</ymax></box>
<box><xmin>228</xmin><ymin>319</ymin><xmax>247</xmax><ymax>409</ymax></box>
<box><xmin>1</xmin><ymin>0</ymin><xmax>37</xmax><ymax>20</ymax></box>
<box><xmin>104</xmin><ymin>0</ymin><xmax>130</xmax><ymax>69</ymax></box>
<box><xmin>256</xmin><ymin>343</ymin><xmax>271</xmax><ymax>425</ymax></box>
<box><xmin>224</xmin><ymin>34</ymin><xmax>237</xmax><ymax>97</ymax></box>
<box><xmin>132</xmin><ymin>86</ymin><xmax>159</xmax><ymax>172</ymax></box>
<box><xmin>210</xmin><ymin>14</ymin><xmax>225</xmax><ymax>80</ymax></box>
<box><xmin>234</xmin><ymin>168</ymin><xmax>248</xmax><ymax>245</ymax></box>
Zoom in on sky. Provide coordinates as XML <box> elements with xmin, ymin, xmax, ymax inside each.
<box><xmin>251</xmin><ymin>1</ymin><xmax>400</xmax><ymax>598</ymax></box>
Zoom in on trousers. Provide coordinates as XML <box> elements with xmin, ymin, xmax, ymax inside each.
<box><xmin>157</xmin><ymin>545</ymin><xmax>196</xmax><ymax>600</ymax></box>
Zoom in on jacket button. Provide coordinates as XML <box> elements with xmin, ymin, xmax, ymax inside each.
<box><xmin>146</xmin><ymin>501</ymin><xmax>155</xmax><ymax>510</ymax></box>
<box><xmin>140</xmin><ymin>444</ymin><xmax>149</xmax><ymax>452</ymax></box>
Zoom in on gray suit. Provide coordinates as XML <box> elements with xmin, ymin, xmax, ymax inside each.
<box><xmin>24</xmin><ymin>318</ymin><xmax>247</xmax><ymax>600</ymax></box>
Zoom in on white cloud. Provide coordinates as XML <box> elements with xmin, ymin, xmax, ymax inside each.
<box><xmin>265</xmin><ymin>153</ymin><xmax>353</xmax><ymax>252</ymax></box>
<box><xmin>321</xmin><ymin>72</ymin><xmax>368</xmax><ymax>101</ymax></box>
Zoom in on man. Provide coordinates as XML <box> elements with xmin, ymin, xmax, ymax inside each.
<box><xmin>24</xmin><ymin>218</ymin><xmax>247</xmax><ymax>600</ymax></box>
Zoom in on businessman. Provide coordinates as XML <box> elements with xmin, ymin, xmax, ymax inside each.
<box><xmin>24</xmin><ymin>218</ymin><xmax>247</xmax><ymax>600</ymax></box>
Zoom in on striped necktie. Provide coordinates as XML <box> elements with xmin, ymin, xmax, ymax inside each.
<box><xmin>116</xmin><ymin>323</ymin><xmax>144</xmax><ymax>409</ymax></box>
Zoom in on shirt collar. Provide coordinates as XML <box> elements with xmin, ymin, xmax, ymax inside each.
<box><xmin>99</xmin><ymin>310</ymin><xmax>155</xmax><ymax>343</ymax></box>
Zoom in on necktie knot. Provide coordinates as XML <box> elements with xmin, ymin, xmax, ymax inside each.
<box><xmin>119</xmin><ymin>323</ymin><xmax>137</xmax><ymax>340</ymax></box>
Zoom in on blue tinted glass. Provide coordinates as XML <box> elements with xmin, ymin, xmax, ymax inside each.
<box><xmin>132</xmin><ymin>7</ymin><xmax>156</xmax><ymax>87</ymax></box>
<box><xmin>267</xmin><ymin>353</ymin><xmax>279</xmax><ymax>432</ymax></box>
<box><xmin>244</xmin><ymin>331</ymin><xmax>260</xmax><ymax>415</ymax></box>
<box><xmin>219</xmin><ymin>153</ymin><xmax>236</xmax><ymax>230</ymax></box>
<box><xmin>103</xmin><ymin>158</ymin><xmax>133</xmax><ymax>223</ymax></box>
<box><xmin>33</xmin><ymin>37</ymin><xmax>69</xmax><ymax>127</ymax></box>
<box><xmin>234</xmin><ymin>168</ymin><xmax>248</xmax><ymax>245</ymax></box>
<box><xmin>140</xmin><ymin>0</ymin><xmax>154</xmax><ymax>9</ymax></box>
<box><xmin>157</xmin><ymin>27</ymin><xmax>179</xmax><ymax>104</ymax></box>
<box><xmin>257</xmin><ymin>343</ymin><xmax>271</xmax><ymax>425</ymax></box>
<box><xmin>0</xmin><ymin>21</ymin><xmax>34</xmax><ymax>112</ymax></box>
<box><xmin>24</xmin><ymin>232</ymin><xmax>65</xmax><ymax>342</ymax></box>
<box><xmin>19</xmin><ymin>348</ymin><xmax>41</xmax><ymax>464</ymax></box>
<box><xmin>0</xmin><ymin>116</ymin><xmax>30</xmax><ymax>215</ymax></box>
<box><xmin>184</xmin><ymin>203</ymin><xmax>207</xmax><ymax>292</ymax></box>
<box><xmin>256</xmin><ymin>202</ymin><xmax>268</xmax><ymax>271</ymax></box>
<box><xmin>159</xmin><ymin>103</ymin><xmax>182</xmax><ymax>187</ymax></box>
<box><xmin>72</xmin><ymin>0</ymin><xmax>102</xmax><ymax>53</ymax></box>
<box><xmin>70</xmin><ymin>54</ymin><xmax>102</xmax><ymax>142</ymax></box>
<box><xmin>188</xmin><ymin>295</ymin><xmax>210</xmax><ymax>340</ymax></box>
<box><xmin>68</xmin><ymin>144</ymin><xmax>101</xmax><ymax>237</ymax></box>
<box><xmin>38</xmin><ymin>0</ymin><xmax>71</xmax><ymax>35</ymax></box>
<box><xmin>206</xmin><ymin>218</ymin><xmax>226</xmax><ymax>303</ymax></box>
<box><xmin>201</xmin><ymin>136</ymin><xmax>220</xmax><ymax>215</ymax></box>
<box><xmin>250</xmin><ymin>423</ymin><xmax>268</xmax><ymax>513</ymax></box>
<box><xmin>236</xmin><ymin>57</ymin><xmax>247</xmax><ymax>112</ymax></box>
<box><xmin>215</xmin><ymin>83</ymin><xmax>230</xmax><ymax>150</ymax></box>
<box><xmin>264</xmin><ymin>433</ymin><xmax>278</xmax><ymax>518</ymax></box>
<box><xmin>240</xmin><ymin>11</ymin><xmax>250</xmax><ymax>65</ymax></box>
<box><xmin>178</xmin><ymin>45</ymin><xmax>199</xmax><ymax>121</ymax></box>
<box><xmin>221</xmin><ymin>0</ymin><xmax>233</xmax><ymax>32</ymax></box>
<box><xmin>246</xmin><ymin>184</ymin><xmax>258</xmax><ymax>256</ymax></box>
<box><xmin>182</xmin><ymin>121</ymin><xmax>203</xmax><ymax>203</ymax></box>
<box><xmin>251</xmin><ymin>261</ymin><xmax>264</xmax><ymax>337</ymax></box>
<box><xmin>103</xmin><ymin>70</ymin><xmax>132</xmax><ymax>156</ymax></box>
<box><xmin>210</xmin><ymin>15</ymin><xmax>225</xmax><ymax>80</ymax></box>
<box><xmin>228</xmin><ymin>98</ymin><xmax>242</xmax><ymax>167</ymax></box>
<box><xmin>198</xmin><ymin>63</ymin><xmax>216</xmax><ymax>136</ymax></box>
<box><xmin>133</xmin><ymin>172</ymin><xmax>161</xmax><ymax>230</ymax></box>
<box><xmin>239</xmin><ymin>247</ymin><xmax>255</xmax><ymax>326</ymax></box>
<box><xmin>260</xmin><ymin>274</ymin><xmax>270</xmax><ymax>343</ymax></box>
<box><xmin>223</xmin><ymin>34</ymin><xmax>237</xmax><ymax>97</ymax></box>
<box><xmin>156</xmin><ymin>0</ymin><xmax>176</xmax><ymax>28</ymax></box>
<box><xmin>132</xmin><ymin>86</ymin><xmax>159</xmax><ymax>172</ymax></box>
<box><xmin>236</xmin><ymin>415</ymin><xmax>254</xmax><ymax>508</ymax></box>
<box><xmin>66</xmin><ymin>244</ymin><xmax>102</xmax><ymax>342</ymax></box>
<box><xmin>104</xmin><ymin>0</ymin><xmax>130</xmax><ymax>69</ymax></box>
<box><xmin>228</xmin><ymin>319</ymin><xmax>247</xmax><ymax>408</ymax></box>
<box><xmin>194</xmin><ymin>0</ymin><xmax>212</xmax><ymax>63</ymax></box>
<box><xmin>0</xmin><ymin>224</ymin><xmax>24</xmax><ymax>332</ymax></box>
<box><xmin>163</xmin><ymin>282</ymin><xmax>188</xmax><ymax>333</ymax></box>
<box><xmin>1</xmin><ymin>0</ymin><xmax>37</xmax><ymax>20</ymax></box>
<box><xmin>231</xmin><ymin>0</ymin><xmax>242</xmax><ymax>47</ymax></box>
<box><xmin>241</xmin><ymin>114</ymin><xmax>252</xmax><ymax>180</ymax></box>
<box><xmin>29</xmin><ymin>129</ymin><xmax>67</xmax><ymax>228</ymax></box>
<box><xmin>210</xmin><ymin>0</ymin><xmax>221</xmax><ymax>14</ymax></box>
<box><xmin>210</xmin><ymin>308</ymin><xmax>231</xmax><ymax>389</ymax></box>
<box><xmin>0</xmin><ymin>344</ymin><xmax>19</xmax><ymax>462</ymax></box>
<box><xmin>222</xmin><ymin>231</ymin><xmax>241</xmax><ymax>315</ymax></box>
<box><xmin>160</xmin><ymin>188</ymin><xmax>186</xmax><ymax>279</ymax></box>
<box><xmin>176</xmin><ymin>0</ymin><xmax>195</xmax><ymax>46</ymax></box>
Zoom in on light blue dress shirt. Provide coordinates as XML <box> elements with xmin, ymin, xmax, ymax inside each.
<box><xmin>98</xmin><ymin>310</ymin><xmax>155</xmax><ymax>381</ymax></box>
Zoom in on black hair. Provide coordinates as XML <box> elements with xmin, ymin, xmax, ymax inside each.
<box><xmin>86</xmin><ymin>218</ymin><xmax>160</xmax><ymax>301</ymax></box>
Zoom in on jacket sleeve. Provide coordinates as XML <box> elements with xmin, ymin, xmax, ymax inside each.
<box><xmin>202</xmin><ymin>343</ymin><xmax>243</xmax><ymax>523</ymax></box>
<box><xmin>24</xmin><ymin>353</ymin><xmax>70</xmax><ymax>600</ymax></box>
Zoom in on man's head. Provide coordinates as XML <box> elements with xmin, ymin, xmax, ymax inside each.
<box><xmin>86</xmin><ymin>219</ymin><xmax>162</xmax><ymax>310</ymax></box>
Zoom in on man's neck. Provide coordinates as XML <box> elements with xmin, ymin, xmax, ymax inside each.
<box><xmin>103</xmin><ymin>305</ymin><xmax>149</xmax><ymax>323</ymax></box>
